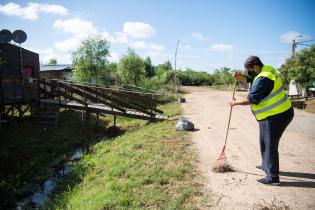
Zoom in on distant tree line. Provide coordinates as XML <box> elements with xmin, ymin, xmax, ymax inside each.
<box><xmin>69</xmin><ymin>34</ymin><xmax>236</xmax><ymax>91</ymax></box>
<box><xmin>176</xmin><ymin>67</ymin><xmax>234</xmax><ymax>86</ymax></box>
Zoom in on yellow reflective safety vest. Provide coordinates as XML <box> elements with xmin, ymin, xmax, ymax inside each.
<box><xmin>251</xmin><ymin>65</ymin><xmax>292</xmax><ymax>120</ymax></box>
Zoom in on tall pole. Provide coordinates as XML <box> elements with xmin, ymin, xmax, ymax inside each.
<box><xmin>174</xmin><ymin>40</ymin><xmax>179</xmax><ymax>91</ymax></box>
<box><xmin>292</xmin><ymin>35</ymin><xmax>302</xmax><ymax>58</ymax></box>
<box><xmin>292</xmin><ymin>39</ymin><xmax>296</xmax><ymax>57</ymax></box>
<box><xmin>19</xmin><ymin>43</ymin><xmax>23</xmax><ymax>77</ymax></box>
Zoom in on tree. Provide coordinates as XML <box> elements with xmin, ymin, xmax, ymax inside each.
<box><xmin>162</xmin><ymin>60</ymin><xmax>172</xmax><ymax>70</ymax></box>
<box><xmin>108</xmin><ymin>62</ymin><xmax>118</xmax><ymax>85</ymax></box>
<box><xmin>154</xmin><ymin>63</ymin><xmax>172</xmax><ymax>84</ymax></box>
<box><xmin>278</xmin><ymin>57</ymin><xmax>295</xmax><ymax>88</ymax></box>
<box><xmin>292</xmin><ymin>45</ymin><xmax>315</xmax><ymax>90</ymax></box>
<box><xmin>144</xmin><ymin>57</ymin><xmax>155</xmax><ymax>78</ymax></box>
<box><xmin>278</xmin><ymin>44</ymin><xmax>315</xmax><ymax>94</ymax></box>
<box><xmin>72</xmin><ymin>34</ymin><xmax>110</xmax><ymax>84</ymax></box>
<box><xmin>47</xmin><ymin>58</ymin><xmax>57</xmax><ymax>65</ymax></box>
<box><xmin>212</xmin><ymin>67</ymin><xmax>234</xmax><ymax>85</ymax></box>
<box><xmin>176</xmin><ymin>68</ymin><xmax>214</xmax><ymax>86</ymax></box>
<box><xmin>117</xmin><ymin>48</ymin><xmax>145</xmax><ymax>86</ymax></box>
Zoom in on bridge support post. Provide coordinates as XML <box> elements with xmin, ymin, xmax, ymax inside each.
<box><xmin>85</xmin><ymin>110</ymin><xmax>90</xmax><ymax>126</ymax></box>
<box><xmin>96</xmin><ymin>112</ymin><xmax>99</xmax><ymax>127</ymax></box>
<box><xmin>81</xmin><ymin>110</ymin><xmax>84</xmax><ymax>126</ymax></box>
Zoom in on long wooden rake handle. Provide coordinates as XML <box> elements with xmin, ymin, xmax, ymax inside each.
<box><xmin>223</xmin><ymin>80</ymin><xmax>237</xmax><ymax>149</ymax></box>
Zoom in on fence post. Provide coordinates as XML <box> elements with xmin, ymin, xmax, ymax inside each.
<box><xmin>50</xmin><ymin>80</ymin><xmax>54</xmax><ymax>98</ymax></box>
<box><xmin>43</xmin><ymin>78</ymin><xmax>46</xmax><ymax>98</ymax></box>
<box><xmin>57</xmin><ymin>81</ymin><xmax>61</xmax><ymax>105</ymax></box>
<box><xmin>110</xmin><ymin>92</ymin><xmax>116</xmax><ymax>126</ymax></box>
<box><xmin>13</xmin><ymin>78</ymin><xmax>16</xmax><ymax>104</ymax></box>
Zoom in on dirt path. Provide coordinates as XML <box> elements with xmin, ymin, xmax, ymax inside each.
<box><xmin>181</xmin><ymin>86</ymin><xmax>315</xmax><ymax>210</ymax></box>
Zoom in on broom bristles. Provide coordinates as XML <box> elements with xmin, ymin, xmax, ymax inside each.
<box><xmin>212</xmin><ymin>148</ymin><xmax>234</xmax><ymax>173</ymax></box>
<box><xmin>212</xmin><ymin>161</ymin><xmax>234</xmax><ymax>173</ymax></box>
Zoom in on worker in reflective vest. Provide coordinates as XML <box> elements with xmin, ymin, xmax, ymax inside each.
<box><xmin>230</xmin><ymin>55</ymin><xmax>294</xmax><ymax>185</ymax></box>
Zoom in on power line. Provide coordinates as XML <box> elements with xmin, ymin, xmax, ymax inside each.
<box><xmin>292</xmin><ymin>38</ymin><xmax>314</xmax><ymax>57</ymax></box>
<box><xmin>296</xmin><ymin>39</ymin><xmax>315</xmax><ymax>44</ymax></box>
<box><xmin>298</xmin><ymin>43</ymin><xmax>311</xmax><ymax>47</ymax></box>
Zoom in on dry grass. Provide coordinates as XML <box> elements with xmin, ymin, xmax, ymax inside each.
<box><xmin>211</xmin><ymin>162</ymin><xmax>234</xmax><ymax>173</ymax></box>
<box><xmin>253</xmin><ymin>197</ymin><xmax>290</xmax><ymax>210</ymax></box>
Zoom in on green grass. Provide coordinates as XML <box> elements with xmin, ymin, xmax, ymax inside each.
<box><xmin>44</xmin><ymin>102</ymin><xmax>211</xmax><ymax>210</ymax></box>
<box><xmin>0</xmin><ymin>108</ymin><xmax>147</xmax><ymax>209</ymax></box>
<box><xmin>0</xmin><ymin>110</ymin><xmax>109</xmax><ymax>208</ymax></box>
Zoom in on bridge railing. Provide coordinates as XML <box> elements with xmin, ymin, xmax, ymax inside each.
<box><xmin>0</xmin><ymin>77</ymin><xmax>38</xmax><ymax>104</ymax></box>
<box><xmin>38</xmin><ymin>79</ymin><xmax>164</xmax><ymax>117</ymax></box>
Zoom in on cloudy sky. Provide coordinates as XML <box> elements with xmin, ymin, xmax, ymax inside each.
<box><xmin>0</xmin><ymin>0</ymin><xmax>314</xmax><ymax>72</ymax></box>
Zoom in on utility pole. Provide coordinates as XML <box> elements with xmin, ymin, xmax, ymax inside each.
<box><xmin>292</xmin><ymin>39</ymin><xmax>296</xmax><ymax>57</ymax></box>
<box><xmin>174</xmin><ymin>40</ymin><xmax>179</xmax><ymax>91</ymax></box>
<box><xmin>292</xmin><ymin>35</ymin><xmax>302</xmax><ymax>57</ymax></box>
<box><xmin>291</xmin><ymin>36</ymin><xmax>315</xmax><ymax>58</ymax></box>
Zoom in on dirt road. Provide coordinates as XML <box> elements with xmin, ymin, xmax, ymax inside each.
<box><xmin>181</xmin><ymin>86</ymin><xmax>315</xmax><ymax>210</ymax></box>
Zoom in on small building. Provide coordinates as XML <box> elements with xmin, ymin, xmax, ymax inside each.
<box><xmin>40</xmin><ymin>64</ymin><xmax>73</xmax><ymax>80</ymax></box>
<box><xmin>0</xmin><ymin>42</ymin><xmax>39</xmax><ymax>78</ymax></box>
<box><xmin>0</xmin><ymin>43</ymin><xmax>39</xmax><ymax>105</ymax></box>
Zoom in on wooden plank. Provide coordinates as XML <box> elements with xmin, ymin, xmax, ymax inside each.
<box><xmin>58</xmin><ymin>90</ymin><xmax>87</xmax><ymax>105</ymax></box>
<box><xmin>82</xmin><ymin>85</ymin><xmax>156</xmax><ymax>116</ymax></box>
<box><xmin>38</xmin><ymin>79</ymin><xmax>166</xmax><ymax>120</ymax></box>
<box><xmin>71</xmin><ymin>85</ymin><xmax>127</xmax><ymax>113</ymax></box>
<box><xmin>41</xmin><ymin>99</ymin><xmax>167</xmax><ymax>121</ymax></box>
<box><xmin>43</xmin><ymin>79</ymin><xmax>162</xmax><ymax>113</ymax></box>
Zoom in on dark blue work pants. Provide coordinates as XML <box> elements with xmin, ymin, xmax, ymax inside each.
<box><xmin>258</xmin><ymin>107</ymin><xmax>294</xmax><ymax>181</ymax></box>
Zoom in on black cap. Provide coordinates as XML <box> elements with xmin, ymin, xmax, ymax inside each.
<box><xmin>244</xmin><ymin>55</ymin><xmax>263</xmax><ymax>69</ymax></box>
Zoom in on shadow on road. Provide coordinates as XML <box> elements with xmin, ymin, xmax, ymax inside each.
<box><xmin>236</xmin><ymin>170</ymin><xmax>315</xmax><ymax>188</ymax></box>
<box><xmin>279</xmin><ymin>181</ymin><xmax>315</xmax><ymax>188</ymax></box>
<box><xmin>279</xmin><ymin>171</ymin><xmax>315</xmax><ymax>180</ymax></box>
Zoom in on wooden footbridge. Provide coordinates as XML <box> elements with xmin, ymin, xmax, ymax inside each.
<box><xmin>0</xmin><ymin>78</ymin><xmax>167</xmax><ymax>126</ymax></box>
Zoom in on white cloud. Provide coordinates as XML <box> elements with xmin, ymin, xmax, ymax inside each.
<box><xmin>280</xmin><ymin>31</ymin><xmax>302</xmax><ymax>43</ymax></box>
<box><xmin>131</xmin><ymin>41</ymin><xmax>164</xmax><ymax>51</ymax></box>
<box><xmin>210</xmin><ymin>44</ymin><xmax>234</xmax><ymax>51</ymax></box>
<box><xmin>131</xmin><ymin>41</ymin><xmax>147</xmax><ymax>49</ymax></box>
<box><xmin>279</xmin><ymin>31</ymin><xmax>313</xmax><ymax>44</ymax></box>
<box><xmin>146</xmin><ymin>51</ymin><xmax>172</xmax><ymax>65</ymax></box>
<box><xmin>191</xmin><ymin>32</ymin><xmax>207</xmax><ymax>41</ymax></box>
<box><xmin>52</xmin><ymin>19</ymin><xmax>161</xmax><ymax>61</ymax></box>
<box><xmin>109</xmin><ymin>52</ymin><xmax>120</xmax><ymax>62</ymax></box>
<box><xmin>123</xmin><ymin>21</ymin><xmax>155</xmax><ymax>39</ymax></box>
<box><xmin>102</xmin><ymin>31</ymin><xmax>128</xmax><ymax>43</ymax></box>
<box><xmin>53</xmin><ymin>18</ymin><xmax>98</xmax><ymax>52</ymax></box>
<box><xmin>0</xmin><ymin>2</ymin><xmax>68</xmax><ymax>20</ymax></box>
<box><xmin>101</xmin><ymin>31</ymin><xmax>114</xmax><ymax>42</ymax></box>
<box><xmin>53</xmin><ymin>17</ymin><xmax>130</xmax><ymax>52</ymax></box>
<box><xmin>28</xmin><ymin>47</ymin><xmax>71</xmax><ymax>64</ymax></box>
<box><xmin>31</xmin><ymin>48</ymin><xmax>56</xmax><ymax>62</ymax></box>
<box><xmin>182</xmin><ymin>44</ymin><xmax>191</xmax><ymax>50</ymax></box>
<box><xmin>112</xmin><ymin>32</ymin><xmax>128</xmax><ymax>43</ymax></box>
<box><xmin>53</xmin><ymin>17</ymin><xmax>96</xmax><ymax>34</ymax></box>
<box><xmin>148</xmin><ymin>43</ymin><xmax>164</xmax><ymax>51</ymax></box>
<box><xmin>54</xmin><ymin>36</ymin><xmax>85</xmax><ymax>52</ymax></box>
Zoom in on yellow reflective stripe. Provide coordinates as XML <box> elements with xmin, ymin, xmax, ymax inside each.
<box><xmin>259</xmin><ymin>86</ymin><xmax>284</xmax><ymax>103</ymax></box>
<box><xmin>253</xmin><ymin>95</ymin><xmax>288</xmax><ymax>115</ymax></box>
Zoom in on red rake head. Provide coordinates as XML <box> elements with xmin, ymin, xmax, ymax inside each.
<box><xmin>217</xmin><ymin>146</ymin><xmax>226</xmax><ymax>160</ymax></box>
<box><xmin>213</xmin><ymin>146</ymin><xmax>227</xmax><ymax>167</ymax></box>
